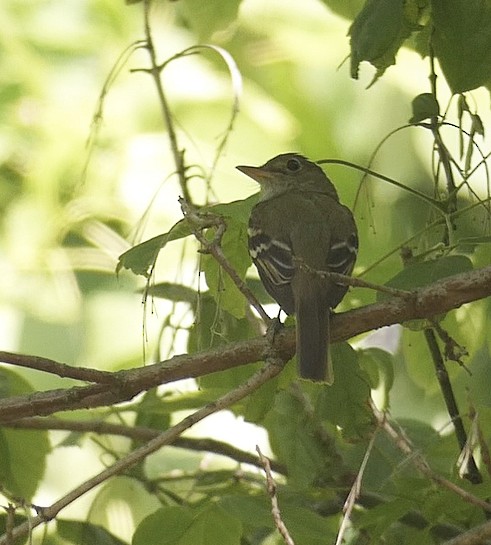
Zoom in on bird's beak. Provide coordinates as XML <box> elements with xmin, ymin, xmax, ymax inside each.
<box><xmin>236</xmin><ymin>165</ymin><xmax>274</xmax><ymax>184</ymax></box>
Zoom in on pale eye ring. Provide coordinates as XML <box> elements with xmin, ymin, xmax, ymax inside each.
<box><xmin>286</xmin><ymin>158</ymin><xmax>302</xmax><ymax>172</ymax></box>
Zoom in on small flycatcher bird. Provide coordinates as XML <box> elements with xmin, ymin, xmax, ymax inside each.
<box><xmin>237</xmin><ymin>153</ymin><xmax>358</xmax><ymax>382</ymax></box>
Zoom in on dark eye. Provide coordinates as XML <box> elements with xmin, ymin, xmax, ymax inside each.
<box><xmin>286</xmin><ymin>158</ymin><xmax>302</xmax><ymax>172</ymax></box>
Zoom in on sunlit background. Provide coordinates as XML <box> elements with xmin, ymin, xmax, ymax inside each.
<box><xmin>1</xmin><ymin>0</ymin><xmax>490</xmax><ymax>541</ymax></box>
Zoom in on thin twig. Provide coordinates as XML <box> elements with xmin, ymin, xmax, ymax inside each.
<box><xmin>180</xmin><ymin>198</ymin><xmax>271</xmax><ymax>324</ymax></box>
<box><xmin>431</xmin><ymin>320</ymin><xmax>469</xmax><ymax>368</ymax></box>
<box><xmin>336</xmin><ymin>431</ymin><xmax>377</xmax><ymax>545</ymax></box>
<box><xmin>423</xmin><ymin>328</ymin><xmax>481</xmax><ymax>483</ymax></box>
<box><xmin>318</xmin><ymin>159</ymin><xmax>445</xmax><ymax>212</ymax></box>
<box><xmin>81</xmin><ymin>40</ymin><xmax>146</xmax><ymax>187</ymax></box>
<box><xmin>0</xmin><ymin>362</ymin><xmax>283</xmax><ymax>545</ymax></box>
<box><xmin>428</xmin><ymin>43</ymin><xmax>457</xmax><ymax>226</ymax></box>
<box><xmin>441</xmin><ymin>519</ymin><xmax>491</xmax><ymax>545</ymax></box>
<box><xmin>295</xmin><ymin>259</ymin><xmax>414</xmax><ymax>299</ymax></box>
<box><xmin>142</xmin><ymin>0</ymin><xmax>190</xmax><ymax>203</ymax></box>
<box><xmin>256</xmin><ymin>446</ymin><xmax>295</xmax><ymax>545</ymax></box>
<box><xmin>5</xmin><ymin>417</ymin><xmax>287</xmax><ymax>475</ymax></box>
<box><xmin>357</xmin><ymin>195</ymin><xmax>491</xmax><ymax>278</ymax></box>
<box><xmin>371</xmin><ymin>400</ymin><xmax>491</xmax><ymax>514</ymax></box>
<box><xmin>472</xmin><ymin>407</ymin><xmax>491</xmax><ymax>479</ymax></box>
<box><xmin>0</xmin><ymin>352</ymin><xmax>114</xmax><ymax>384</ymax></box>
<box><xmin>173</xmin><ymin>45</ymin><xmax>242</xmax><ymax>186</ymax></box>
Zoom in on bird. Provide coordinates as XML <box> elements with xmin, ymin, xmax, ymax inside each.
<box><xmin>236</xmin><ymin>153</ymin><xmax>358</xmax><ymax>382</ymax></box>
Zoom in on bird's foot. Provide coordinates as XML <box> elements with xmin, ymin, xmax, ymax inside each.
<box><xmin>266</xmin><ymin>315</ymin><xmax>284</xmax><ymax>345</ymax></box>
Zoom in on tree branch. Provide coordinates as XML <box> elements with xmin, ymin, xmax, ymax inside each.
<box><xmin>5</xmin><ymin>416</ymin><xmax>287</xmax><ymax>474</ymax></box>
<box><xmin>442</xmin><ymin>519</ymin><xmax>491</xmax><ymax>545</ymax></box>
<box><xmin>424</xmin><ymin>328</ymin><xmax>481</xmax><ymax>484</ymax></box>
<box><xmin>180</xmin><ymin>199</ymin><xmax>271</xmax><ymax>323</ymax></box>
<box><xmin>142</xmin><ymin>0</ymin><xmax>190</xmax><ymax>203</ymax></box>
<box><xmin>0</xmin><ymin>361</ymin><xmax>283</xmax><ymax>545</ymax></box>
<box><xmin>371</xmin><ymin>400</ymin><xmax>491</xmax><ymax>515</ymax></box>
<box><xmin>257</xmin><ymin>446</ymin><xmax>295</xmax><ymax>545</ymax></box>
<box><xmin>1</xmin><ymin>265</ymin><xmax>490</xmax><ymax>423</ymax></box>
<box><xmin>0</xmin><ymin>353</ymin><xmax>114</xmax><ymax>383</ymax></box>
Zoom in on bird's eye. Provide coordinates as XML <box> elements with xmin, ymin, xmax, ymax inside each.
<box><xmin>286</xmin><ymin>158</ymin><xmax>302</xmax><ymax>172</ymax></box>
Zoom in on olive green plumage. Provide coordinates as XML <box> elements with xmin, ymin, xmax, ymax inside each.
<box><xmin>237</xmin><ymin>153</ymin><xmax>358</xmax><ymax>382</ymax></box>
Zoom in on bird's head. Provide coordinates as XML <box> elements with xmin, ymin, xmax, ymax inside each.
<box><xmin>236</xmin><ymin>153</ymin><xmax>338</xmax><ymax>201</ymax></box>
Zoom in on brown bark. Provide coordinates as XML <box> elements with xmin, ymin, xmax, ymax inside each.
<box><xmin>0</xmin><ymin>265</ymin><xmax>490</xmax><ymax>423</ymax></box>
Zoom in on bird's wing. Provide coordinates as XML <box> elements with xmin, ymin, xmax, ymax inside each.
<box><xmin>327</xmin><ymin>231</ymin><xmax>359</xmax><ymax>276</ymax></box>
<box><xmin>248</xmin><ymin>226</ymin><xmax>294</xmax><ymax>287</ymax></box>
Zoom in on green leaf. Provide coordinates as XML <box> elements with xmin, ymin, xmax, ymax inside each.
<box><xmin>357</xmin><ymin>498</ymin><xmax>416</xmax><ymax>539</ymax></box>
<box><xmin>189</xmin><ymin>293</ymin><xmax>258</xmax><ymax>352</ymax></box>
<box><xmin>349</xmin><ymin>0</ymin><xmax>425</xmax><ymax>85</ymax></box>
<box><xmin>145</xmin><ymin>282</ymin><xmax>198</xmax><ymax>303</ymax></box>
<box><xmin>208</xmin><ymin>194</ymin><xmax>258</xmax><ymax>223</ymax></box>
<box><xmin>176</xmin><ymin>0</ymin><xmax>242</xmax><ymax>41</ymax></box>
<box><xmin>264</xmin><ymin>390</ymin><xmax>337</xmax><ymax>487</ymax></box>
<box><xmin>281</xmin><ymin>512</ymin><xmax>335</xmax><ymax>543</ymax></box>
<box><xmin>378</xmin><ymin>255</ymin><xmax>473</xmax><ymax>301</ymax></box>
<box><xmin>396</xmin><ymin>419</ymin><xmax>456</xmax><ymax>474</ymax></box>
<box><xmin>0</xmin><ymin>429</ymin><xmax>50</xmax><ymax>501</ymax></box>
<box><xmin>243</xmin><ymin>375</ymin><xmax>280</xmax><ymax>423</ymax></box>
<box><xmin>316</xmin><ymin>343</ymin><xmax>374</xmax><ymax>439</ymax></box>
<box><xmin>156</xmin><ymin>390</ymin><xmax>220</xmax><ymax>413</ymax></box>
<box><xmin>202</xmin><ymin>220</ymin><xmax>251</xmax><ymax>319</ymax></box>
<box><xmin>133</xmin><ymin>506</ymin><xmax>194</xmax><ymax>545</ymax></box>
<box><xmin>116</xmin><ymin>220</ymin><xmax>193</xmax><ymax>277</ymax></box>
<box><xmin>356</xmin><ymin>432</ymin><xmax>408</xmax><ymax>489</ymax></box>
<box><xmin>198</xmin><ymin>363</ymin><xmax>259</xmax><ymax>394</ymax></box>
<box><xmin>409</xmin><ymin>93</ymin><xmax>440</xmax><ymax>123</ymax></box>
<box><xmin>358</xmin><ymin>347</ymin><xmax>395</xmax><ymax>410</ymax></box>
<box><xmin>117</xmin><ymin>196</ymin><xmax>256</xmax><ymax>280</ymax></box>
<box><xmin>380</xmin><ymin>255</ymin><xmax>473</xmax><ymax>330</ymax></box>
<box><xmin>219</xmin><ymin>494</ymin><xmax>272</xmax><ymax>529</ymax></box>
<box><xmin>457</xmin><ymin>235</ymin><xmax>491</xmax><ymax>245</ymax></box>
<box><xmin>319</xmin><ymin>0</ymin><xmax>366</xmax><ymax>20</ymax></box>
<box><xmin>432</xmin><ymin>0</ymin><xmax>491</xmax><ymax>93</ymax></box>
<box><xmin>0</xmin><ymin>368</ymin><xmax>50</xmax><ymax>499</ymax></box>
<box><xmin>180</xmin><ymin>504</ymin><xmax>242</xmax><ymax>545</ymax></box>
<box><xmin>88</xmin><ymin>477</ymin><xmax>160</xmax><ymax>538</ymax></box>
<box><xmin>133</xmin><ymin>505</ymin><xmax>242</xmax><ymax>545</ymax></box>
<box><xmin>131</xmin><ymin>389</ymin><xmax>171</xmax><ymax>451</ymax></box>
<box><xmin>402</xmin><ymin>327</ymin><xmax>440</xmax><ymax>392</ymax></box>
<box><xmin>279</xmin><ymin>502</ymin><xmax>338</xmax><ymax>544</ymax></box>
<box><xmin>57</xmin><ymin>520</ymin><xmax>127</xmax><ymax>545</ymax></box>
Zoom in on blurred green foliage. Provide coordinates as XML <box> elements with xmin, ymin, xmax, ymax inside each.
<box><xmin>1</xmin><ymin>1</ymin><xmax>491</xmax><ymax>544</ymax></box>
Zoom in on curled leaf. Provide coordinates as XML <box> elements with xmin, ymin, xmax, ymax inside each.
<box><xmin>409</xmin><ymin>93</ymin><xmax>440</xmax><ymax>124</ymax></box>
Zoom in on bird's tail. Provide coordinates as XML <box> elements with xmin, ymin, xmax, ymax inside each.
<box><xmin>296</xmin><ymin>295</ymin><xmax>333</xmax><ymax>383</ymax></box>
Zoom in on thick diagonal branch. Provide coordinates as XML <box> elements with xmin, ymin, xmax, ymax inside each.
<box><xmin>0</xmin><ymin>362</ymin><xmax>282</xmax><ymax>545</ymax></box>
<box><xmin>0</xmin><ymin>265</ymin><xmax>490</xmax><ymax>423</ymax></box>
